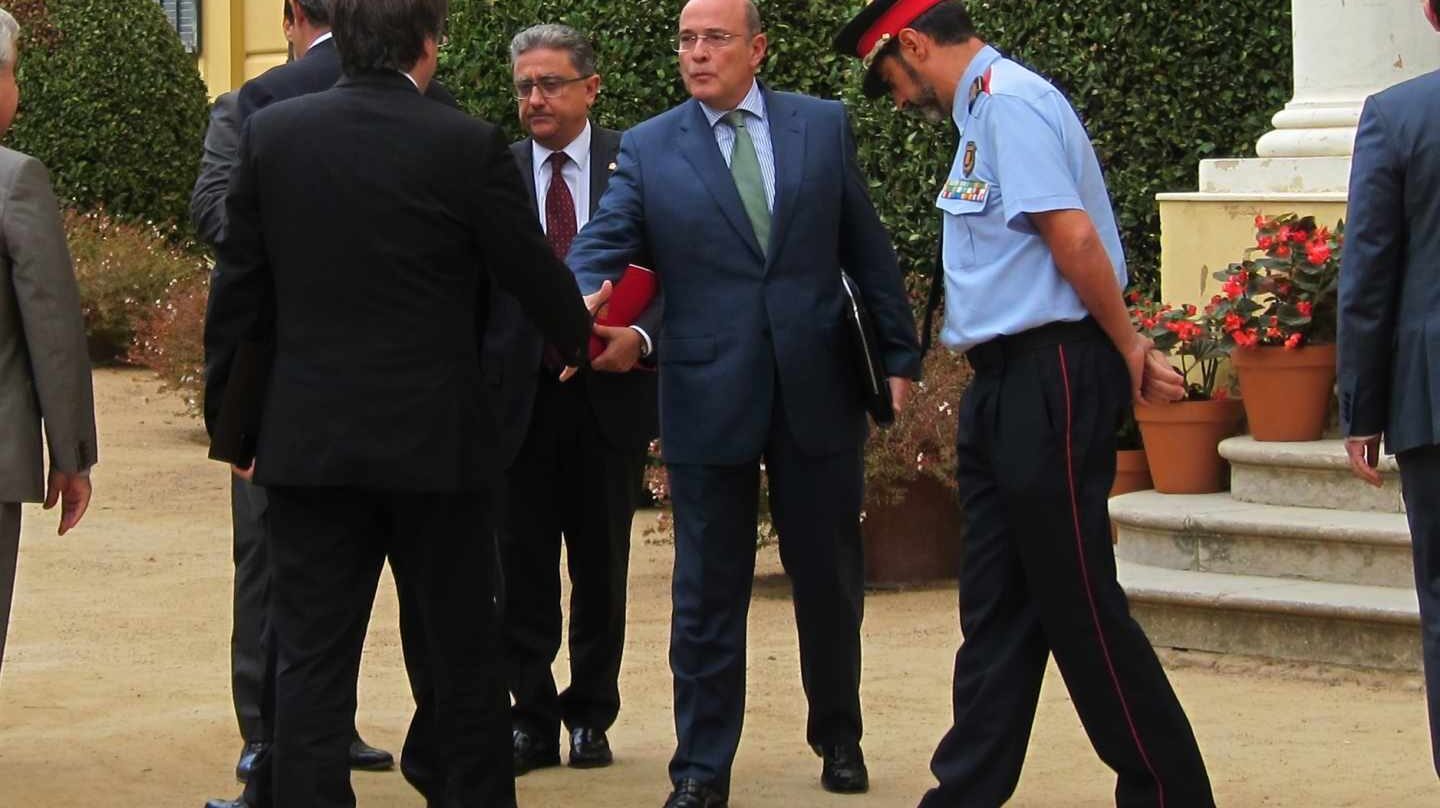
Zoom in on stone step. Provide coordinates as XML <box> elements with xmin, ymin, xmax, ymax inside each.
<box><xmin>1220</xmin><ymin>436</ymin><xmax>1405</xmax><ymax>513</ymax></box>
<box><xmin>1117</xmin><ymin>560</ymin><xmax>1420</xmax><ymax>672</ymax></box>
<box><xmin>1110</xmin><ymin>491</ymin><xmax>1413</xmax><ymax>588</ymax></box>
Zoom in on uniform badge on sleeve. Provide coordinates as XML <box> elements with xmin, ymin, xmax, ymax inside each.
<box><xmin>963</xmin><ymin>142</ymin><xmax>977</xmax><ymax>177</ymax></box>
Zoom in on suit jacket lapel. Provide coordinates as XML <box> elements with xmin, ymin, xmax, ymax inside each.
<box><xmin>513</xmin><ymin>140</ymin><xmax>539</xmax><ymax>218</ymax></box>
<box><xmin>764</xmin><ymin>90</ymin><xmax>805</xmax><ymax>272</ymax></box>
<box><xmin>676</xmin><ymin>101</ymin><xmax>765</xmax><ymax>263</ymax></box>
<box><xmin>589</xmin><ymin>127</ymin><xmax>620</xmax><ymax>210</ymax></box>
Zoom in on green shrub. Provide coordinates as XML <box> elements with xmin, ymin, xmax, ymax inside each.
<box><xmin>65</xmin><ymin>208</ymin><xmax>206</xmax><ymax>363</ymax></box>
<box><xmin>440</xmin><ymin>0</ymin><xmax>1291</xmax><ymax>289</ymax></box>
<box><xmin>7</xmin><ymin>0</ymin><xmax>209</xmax><ymax>228</ymax></box>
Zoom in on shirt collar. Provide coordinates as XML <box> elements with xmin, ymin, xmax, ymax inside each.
<box><xmin>310</xmin><ymin>31</ymin><xmax>334</xmax><ymax>49</ymax></box>
<box><xmin>532</xmin><ymin>120</ymin><xmax>594</xmax><ymax>170</ymax></box>
<box><xmin>951</xmin><ymin>45</ymin><xmax>1002</xmax><ymax>127</ymax></box>
<box><xmin>700</xmin><ymin>79</ymin><xmax>767</xmax><ymax>129</ymax></box>
<box><xmin>399</xmin><ymin>70</ymin><xmax>420</xmax><ymax>91</ymax></box>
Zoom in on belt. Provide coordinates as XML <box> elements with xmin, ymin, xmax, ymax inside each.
<box><xmin>965</xmin><ymin>318</ymin><xmax>1105</xmax><ymax>374</ymax></box>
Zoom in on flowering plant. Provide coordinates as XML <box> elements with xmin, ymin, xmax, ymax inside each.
<box><xmin>1129</xmin><ymin>296</ymin><xmax>1233</xmax><ymax>400</ymax></box>
<box><xmin>1210</xmin><ymin>214</ymin><xmax>1343</xmax><ymax>350</ymax></box>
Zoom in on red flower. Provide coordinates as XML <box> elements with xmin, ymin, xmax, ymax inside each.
<box><xmin>1224</xmin><ymin>312</ymin><xmax>1242</xmax><ymax>332</ymax></box>
<box><xmin>1277</xmin><ymin>226</ymin><xmax>1292</xmax><ymax>244</ymax></box>
<box><xmin>1257</xmin><ymin>235</ymin><xmax>1275</xmax><ymax>250</ymax></box>
<box><xmin>1314</xmin><ymin>226</ymin><xmax>1331</xmax><ymax>242</ymax></box>
<box><xmin>1275</xmin><ymin>243</ymin><xmax>1291</xmax><ymax>258</ymax></box>
<box><xmin>1290</xmin><ymin>227</ymin><xmax>1310</xmax><ymax>244</ymax></box>
<box><xmin>1297</xmin><ymin>301</ymin><xmax>1313</xmax><ymax>317</ymax></box>
<box><xmin>1285</xmin><ymin>333</ymin><xmax>1304</xmax><ymax>350</ymax></box>
<box><xmin>1267</xmin><ymin>327</ymin><xmax>1283</xmax><ymax>340</ymax></box>
<box><xmin>1254</xmin><ymin>214</ymin><xmax>1267</xmax><ymax>230</ymax></box>
<box><xmin>1306</xmin><ymin>241</ymin><xmax>1332</xmax><ymax>264</ymax></box>
<box><xmin>1212</xmin><ymin>389</ymin><xmax>1230</xmax><ymax>401</ymax></box>
<box><xmin>1223</xmin><ymin>277</ymin><xmax>1245</xmax><ymax>300</ymax></box>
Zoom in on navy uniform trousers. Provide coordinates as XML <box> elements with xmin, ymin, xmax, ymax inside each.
<box><xmin>922</xmin><ymin>320</ymin><xmax>1214</xmax><ymax>808</ymax></box>
<box><xmin>665</xmin><ymin>381</ymin><xmax>866</xmax><ymax>795</ymax></box>
<box><xmin>1396</xmin><ymin>445</ymin><xmax>1440</xmax><ymax>777</ymax></box>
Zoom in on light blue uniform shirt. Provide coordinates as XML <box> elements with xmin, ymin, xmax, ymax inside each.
<box><xmin>699</xmin><ymin>80</ymin><xmax>777</xmax><ymax>211</ymax></box>
<box><xmin>938</xmin><ymin>46</ymin><xmax>1127</xmax><ymax>353</ymax></box>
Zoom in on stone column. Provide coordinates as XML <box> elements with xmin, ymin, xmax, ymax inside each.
<box><xmin>1255</xmin><ymin>0</ymin><xmax>1440</xmax><ymax>162</ymax></box>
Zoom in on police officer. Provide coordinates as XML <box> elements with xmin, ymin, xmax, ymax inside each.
<box><xmin>836</xmin><ymin>2</ymin><xmax>1215</xmax><ymax>806</ymax></box>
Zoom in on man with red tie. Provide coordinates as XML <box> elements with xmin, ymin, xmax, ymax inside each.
<box><xmin>482</xmin><ymin>23</ymin><xmax>662</xmax><ymax>776</ymax></box>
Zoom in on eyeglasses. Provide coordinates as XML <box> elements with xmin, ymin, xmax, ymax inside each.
<box><xmin>514</xmin><ymin>75</ymin><xmax>594</xmax><ymax>100</ymax></box>
<box><xmin>674</xmin><ymin>31</ymin><xmax>743</xmax><ymax>53</ymax></box>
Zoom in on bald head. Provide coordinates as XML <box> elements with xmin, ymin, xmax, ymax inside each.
<box><xmin>681</xmin><ymin>0</ymin><xmax>762</xmax><ymax>37</ymax></box>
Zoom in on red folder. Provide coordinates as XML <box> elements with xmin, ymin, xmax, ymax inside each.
<box><xmin>589</xmin><ymin>264</ymin><xmax>658</xmax><ymax>361</ymax></box>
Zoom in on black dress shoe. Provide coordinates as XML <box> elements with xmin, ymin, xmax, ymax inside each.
<box><xmin>663</xmin><ymin>779</ymin><xmax>727</xmax><ymax>808</ymax></box>
<box><xmin>349</xmin><ymin>736</ymin><xmax>395</xmax><ymax>771</ymax></box>
<box><xmin>234</xmin><ymin>741</ymin><xmax>269</xmax><ymax>783</ymax></box>
<box><xmin>204</xmin><ymin>798</ymin><xmax>248</xmax><ymax>808</ymax></box>
<box><xmin>568</xmin><ymin>727</ymin><xmax>613</xmax><ymax>769</ymax></box>
<box><xmin>513</xmin><ymin>727</ymin><xmax>560</xmax><ymax>776</ymax></box>
<box><xmin>818</xmin><ymin>743</ymin><xmax>870</xmax><ymax>794</ymax></box>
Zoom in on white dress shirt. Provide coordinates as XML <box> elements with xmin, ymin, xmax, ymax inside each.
<box><xmin>532</xmin><ymin>122</ymin><xmax>593</xmax><ymax>233</ymax></box>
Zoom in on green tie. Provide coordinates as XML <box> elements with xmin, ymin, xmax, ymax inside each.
<box><xmin>725</xmin><ymin>110</ymin><xmax>771</xmax><ymax>256</ymax></box>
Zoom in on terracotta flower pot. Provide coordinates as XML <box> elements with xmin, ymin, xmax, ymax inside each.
<box><xmin>862</xmin><ymin>475</ymin><xmax>963</xmax><ymax>587</ymax></box>
<box><xmin>1134</xmin><ymin>399</ymin><xmax>1245</xmax><ymax>494</ymax></box>
<box><xmin>1231</xmin><ymin>343</ymin><xmax>1337</xmax><ymax>442</ymax></box>
<box><xmin>1111</xmin><ymin>449</ymin><xmax>1153</xmax><ymax>498</ymax></box>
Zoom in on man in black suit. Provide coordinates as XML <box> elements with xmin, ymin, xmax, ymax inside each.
<box><xmin>193</xmin><ymin>3</ymin><xmax>393</xmax><ymax>796</ymax></box>
<box><xmin>204</xmin><ymin>0</ymin><xmax>596</xmax><ymax>804</ymax></box>
<box><xmin>486</xmin><ymin>23</ymin><xmax>661</xmax><ymax>776</ymax></box>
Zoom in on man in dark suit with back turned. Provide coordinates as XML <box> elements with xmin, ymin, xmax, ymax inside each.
<box><xmin>197</xmin><ymin>1</ymin><xmax>458</xmax><ymax>793</ymax></box>
<box><xmin>487</xmin><ymin>23</ymin><xmax>661</xmax><ymax>776</ymax></box>
<box><xmin>1340</xmin><ymin>0</ymin><xmax>1440</xmax><ymax>779</ymax></box>
<box><xmin>567</xmin><ymin>1</ymin><xmax>921</xmax><ymax>805</ymax></box>
<box><xmin>205</xmin><ymin>0</ymin><xmax>595</xmax><ymax>804</ymax></box>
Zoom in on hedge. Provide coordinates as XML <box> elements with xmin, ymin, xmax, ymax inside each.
<box><xmin>7</xmin><ymin>0</ymin><xmax>209</xmax><ymax>228</ymax></box>
<box><xmin>440</xmin><ymin>0</ymin><xmax>1291</xmax><ymax>290</ymax></box>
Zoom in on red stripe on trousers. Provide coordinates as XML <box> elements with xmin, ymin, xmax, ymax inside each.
<box><xmin>1056</xmin><ymin>344</ymin><xmax>1165</xmax><ymax>807</ymax></box>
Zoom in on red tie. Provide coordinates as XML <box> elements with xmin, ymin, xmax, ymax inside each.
<box><xmin>542</xmin><ymin>151</ymin><xmax>578</xmax><ymax>372</ymax></box>
<box><xmin>546</xmin><ymin>151</ymin><xmax>577</xmax><ymax>260</ymax></box>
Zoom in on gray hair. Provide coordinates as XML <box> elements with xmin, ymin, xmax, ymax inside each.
<box><xmin>509</xmin><ymin>23</ymin><xmax>597</xmax><ymax>76</ymax></box>
<box><xmin>744</xmin><ymin>1</ymin><xmax>761</xmax><ymax>36</ymax></box>
<box><xmin>0</xmin><ymin>9</ymin><xmax>19</xmax><ymax>71</ymax></box>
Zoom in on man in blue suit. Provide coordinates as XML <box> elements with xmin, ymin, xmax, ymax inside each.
<box><xmin>1339</xmin><ymin>0</ymin><xmax>1440</xmax><ymax>778</ymax></box>
<box><xmin>567</xmin><ymin>1</ymin><xmax>921</xmax><ymax>806</ymax></box>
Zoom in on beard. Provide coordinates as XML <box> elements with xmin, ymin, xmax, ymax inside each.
<box><xmin>897</xmin><ymin>53</ymin><xmax>946</xmax><ymax>123</ymax></box>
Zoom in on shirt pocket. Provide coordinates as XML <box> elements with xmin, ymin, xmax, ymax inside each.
<box><xmin>936</xmin><ymin>194</ymin><xmax>990</xmax><ymax>270</ymax></box>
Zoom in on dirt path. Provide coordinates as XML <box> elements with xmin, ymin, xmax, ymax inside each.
<box><xmin>0</xmin><ymin>368</ymin><xmax>1435</xmax><ymax>806</ymax></box>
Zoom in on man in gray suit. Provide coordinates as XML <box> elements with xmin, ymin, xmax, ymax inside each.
<box><xmin>0</xmin><ymin>7</ymin><xmax>98</xmax><ymax>681</ymax></box>
<box><xmin>1339</xmin><ymin>0</ymin><xmax>1440</xmax><ymax>777</ymax></box>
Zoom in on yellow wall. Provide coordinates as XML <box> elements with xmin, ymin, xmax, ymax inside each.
<box><xmin>196</xmin><ymin>0</ymin><xmax>289</xmax><ymax>98</ymax></box>
<box><xmin>1157</xmin><ymin>194</ymin><xmax>1348</xmax><ymax>308</ymax></box>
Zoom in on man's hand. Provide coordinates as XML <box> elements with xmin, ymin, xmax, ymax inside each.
<box><xmin>43</xmin><ymin>471</ymin><xmax>92</xmax><ymax>536</ymax></box>
<box><xmin>1141</xmin><ymin>348</ymin><xmax>1187</xmax><ymax>404</ymax></box>
<box><xmin>1345</xmin><ymin>435</ymin><xmax>1384</xmax><ymax>487</ymax></box>
<box><xmin>888</xmin><ymin>376</ymin><xmax>912</xmax><ymax>416</ymax></box>
<box><xmin>562</xmin><ymin>281</ymin><xmax>617</xmax><ymax>381</ymax></box>
<box><xmin>232</xmin><ymin>462</ymin><xmax>255</xmax><ymax>483</ymax></box>
<box><xmin>590</xmin><ymin>325</ymin><xmax>644</xmax><ymax>374</ymax></box>
<box><xmin>584</xmin><ymin>280</ymin><xmax>613</xmax><ymax>317</ymax></box>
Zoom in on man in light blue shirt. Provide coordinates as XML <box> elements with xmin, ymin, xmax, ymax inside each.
<box><xmin>837</xmin><ymin>2</ymin><xmax>1211</xmax><ymax>807</ymax></box>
